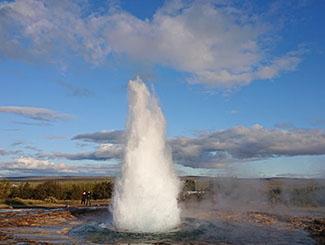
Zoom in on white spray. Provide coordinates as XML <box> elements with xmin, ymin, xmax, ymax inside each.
<box><xmin>112</xmin><ymin>77</ymin><xmax>181</xmax><ymax>233</ymax></box>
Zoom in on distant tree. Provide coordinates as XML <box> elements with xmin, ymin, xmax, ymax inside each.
<box><xmin>0</xmin><ymin>180</ymin><xmax>11</xmax><ymax>199</ymax></box>
<box><xmin>92</xmin><ymin>181</ymin><xmax>113</xmax><ymax>200</ymax></box>
<box><xmin>4</xmin><ymin>180</ymin><xmax>114</xmax><ymax>201</ymax></box>
<box><xmin>19</xmin><ymin>182</ymin><xmax>34</xmax><ymax>199</ymax></box>
<box><xmin>8</xmin><ymin>185</ymin><xmax>20</xmax><ymax>198</ymax></box>
<box><xmin>62</xmin><ymin>187</ymin><xmax>73</xmax><ymax>200</ymax></box>
<box><xmin>33</xmin><ymin>181</ymin><xmax>62</xmax><ymax>200</ymax></box>
<box><xmin>66</xmin><ymin>184</ymin><xmax>84</xmax><ymax>200</ymax></box>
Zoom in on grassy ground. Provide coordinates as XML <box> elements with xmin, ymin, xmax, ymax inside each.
<box><xmin>7</xmin><ymin>176</ymin><xmax>113</xmax><ymax>188</ymax></box>
<box><xmin>0</xmin><ymin>198</ymin><xmax>110</xmax><ymax>209</ymax></box>
<box><xmin>1</xmin><ymin>176</ymin><xmax>324</xmax><ymax>209</ymax></box>
<box><xmin>0</xmin><ymin>177</ymin><xmax>113</xmax><ymax>207</ymax></box>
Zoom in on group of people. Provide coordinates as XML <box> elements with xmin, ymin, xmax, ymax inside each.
<box><xmin>81</xmin><ymin>191</ymin><xmax>91</xmax><ymax>206</ymax></box>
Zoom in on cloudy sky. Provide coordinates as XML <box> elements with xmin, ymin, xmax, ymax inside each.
<box><xmin>0</xmin><ymin>0</ymin><xmax>325</xmax><ymax>178</ymax></box>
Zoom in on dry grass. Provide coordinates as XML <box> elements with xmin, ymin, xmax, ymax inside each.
<box><xmin>0</xmin><ymin>198</ymin><xmax>110</xmax><ymax>209</ymax></box>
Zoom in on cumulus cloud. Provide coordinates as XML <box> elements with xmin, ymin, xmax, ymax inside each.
<box><xmin>62</xmin><ymin>126</ymin><xmax>325</xmax><ymax>168</ymax></box>
<box><xmin>0</xmin><ymin>157</ymin><xmax>72</xmax><ymax>173</ymax></box>
<box><xmin>49</xmin><ymin>143</ymin><xmax>123</xmax><ymax>161</ymax></box>
<box><xmin>0</xmin><ymin>0</ymin><xmax>303</xmax><ymax>87</ymax></box>
<box><xmin>0</xmin><ymin>156</ymin><xmax>119</xmax><ymax>176</ymax></box>
<box><xmin>171</xmin><ymin>124</ymin><xmax>325</xmax><ymax>167</ymax></box>
<box><xmin>7</xmin><ymin>125</ymin><xmax>323</xmax><ymax>174</ymax></box>
<box><xmin>0</xmin><ymin>106</ymin><xmax>72</xmax><ymax>122</ymax></box>
<box><xmin>0</xmin><ymin>0</ymin><xmax>109</xmax><ymax>63</ymax></box>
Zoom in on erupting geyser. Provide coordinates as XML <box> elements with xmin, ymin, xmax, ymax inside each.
<box><xmin>112</xmin><ymin>77</ymin><xmax>181</xmax><ymax>233</ymax></box>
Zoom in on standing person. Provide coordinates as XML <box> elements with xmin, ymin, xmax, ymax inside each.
<box><xmin>86</xmin><ymin>191</ymin><xmax>91</xmax><ymax>206</ymax></box>
<box><xmin>81</xmin><ymin>191</ymin><xmax>86</xmax><ymax>205</ymax></box>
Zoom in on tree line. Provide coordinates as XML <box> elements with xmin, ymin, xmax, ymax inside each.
<box><xmin>0</xmin><ymin>180</ymin><xmax>113</xmax><ymax>200</ymax></box>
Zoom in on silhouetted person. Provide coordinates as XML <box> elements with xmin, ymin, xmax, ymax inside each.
<box><xmin>86</xmin><ymin>191</ymin><xmax>91</xmax><ymax>206</ymax></box>
<box><xmin>81</xmin><ymin>191</ymin><xmax>86</xmax><ymax>205</ymax></box>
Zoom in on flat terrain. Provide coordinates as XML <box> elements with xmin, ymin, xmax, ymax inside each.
<box><xmin>0</xmin><ymin>198</ymin><xmax>109</xmax><ymax>209</ymax></box>
<box><xmin>0</xmin><ymin>205</ymin><xmax>324</xmax><ymax>244</ymax></box>
<box><xmin>0</xmin><ymin>176</ymin><xmax>324</xmax><ymax>244</ymax></box>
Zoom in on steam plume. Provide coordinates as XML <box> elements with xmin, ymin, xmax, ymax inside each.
<box><xmin>112</xmin><ymin>77</ymin><xmax>181</xmax><ymax>232</ymax></box>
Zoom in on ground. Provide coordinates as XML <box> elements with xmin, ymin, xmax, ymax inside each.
<box><xmin>0</xmin><ymin>204</ymin><xmax>324</xmax><ymax>244</ymax></box>
<box><xmin>0</xmin><ymin>177</ymin><xmax>324</xmax><ymax>244</ymax></box>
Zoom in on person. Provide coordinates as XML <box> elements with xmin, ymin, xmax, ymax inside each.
<box><xmin>81</xmin><ymin>191</ymin><xmax>86</xmax><ymax>205</ymax></box>
<box><xmin>86</xmin><ymin>191</ymin><xmax>91</xmax><ymax>206</ymax></box>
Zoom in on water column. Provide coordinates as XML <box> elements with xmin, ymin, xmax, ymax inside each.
<box><xmin>112</xmin><ymin>77</ymin><xmax>181</xmax><ymax>233</ymax></box>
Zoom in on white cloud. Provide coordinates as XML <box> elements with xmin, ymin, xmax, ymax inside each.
<box><xmin>171</xmin><ymin>124</ymin><xmax>325</xmax><ymax>167</ymax></box>
<box><xmin>0</xmin><ymin>106</ymin><xmax>72</xmax><ymax>122</ymax></box>
<box><xmin>0</xmin><ymin>156</ymin><xmax>120</xmax><ymax>176</ymax></box>
<box><xmin>48</xmin><ymin>143</ymin><xmax>123</xmax><ymax>161</ymax></box>
<box><xmin>0</xmin><ymin>0</ymin><xmax>304</xmax><ymax>87</ymax></box>
<box><xmin>97</xmin><ymin>1</ymin><xmax>304</xmax><ymax>87</ymax></box>
<box><xmin>4</xmin><ymin>125</ymin><xmax>324</xmax><ymax>175</ymax></box>
<box><xmin>0</xmin><ymin>0</ymin><xmax>110</xmax><ymax>63</ymax></box>
<box><xmin>53</xmin><ymin>126</ymin><xmax>325</xmax><ymax>168</ymax></box>
<box><xmin>2</xmin><ymin>156</ymin><xmax>71</xmax><ymax>172</ymax></box>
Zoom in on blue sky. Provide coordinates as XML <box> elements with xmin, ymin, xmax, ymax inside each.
<box><xmin>0</xmin><ymin>0</ymin><xmax>325</xmax><ymax>178</ymax></box>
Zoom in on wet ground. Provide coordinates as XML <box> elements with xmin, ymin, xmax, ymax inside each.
<box><xmin>0</xmin><ymin>206</ymin><xmax>324</xmax><ymax>244</ymax></box>
<box><xmin>0</xmin><ymin>208</ymin><xmax>79</xmax><ymax>244</ymax></box>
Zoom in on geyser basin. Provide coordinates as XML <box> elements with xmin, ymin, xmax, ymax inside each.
<box><xmin>112</xmin><ymin>77</ymin><xmax>181</xmax><ymax>233</ymax></box>
<box><xmin>69</xmin><ymin>218</ymin><xmax>315</xmax><ymax>244</ymax></box>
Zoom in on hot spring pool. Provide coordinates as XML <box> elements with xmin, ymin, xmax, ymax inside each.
<box><xmin>69</xmin><ymin>217</ymin><xmax>315</xmax><ymax>244</ymax></box>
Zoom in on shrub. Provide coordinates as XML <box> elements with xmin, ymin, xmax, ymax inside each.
<box><xmin>0</xmin><ymin>180</ymin><xmax>11</xmax><ymax>199</ymax></box>
<box><xmin>92</xmin><ymin>181</ymin><xmax>113</xmax><ymax>200</ymax></box>
<box><xmin>44</xmin><ymin>196</ymin><xmax>59</xmax><ymax>204</ymax></box>
<box><xmin>4</xmin><ymin>198</ymin><xmax>26</xmax><ymax>207</ymax></box>
<box><xmin>33</xmin><ymin>181</ymin><xmax>63</xmax><ymax>199</ymax></box>
<box><xmin>4</xmin><ymin>180</ymin><xmax>113</xmax><ymax>201</ymax></box>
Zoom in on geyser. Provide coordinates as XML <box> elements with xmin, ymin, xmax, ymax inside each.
<box><xmin>112</xmin><ymin>77</ymin><xmax>181</xmax><ymax>233</ymax></box>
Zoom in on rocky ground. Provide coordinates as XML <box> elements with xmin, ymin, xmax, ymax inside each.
<box><xmin>190</xmin><ymin>209</ymin><xmax>325</xmax><ymax>244</ymax></box>
<box><xmin>0</xmin><ymin>206</ymin><xmax>324</xmax><ymax>244</ymax></box>
<box><xmin>0</xmin><ymin>207</ymin><xmax>108</xmax><ymax>244</ymax></box>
